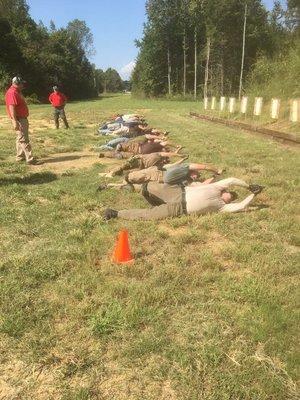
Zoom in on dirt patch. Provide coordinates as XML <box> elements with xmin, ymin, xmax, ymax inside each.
<box><xmin>135</xmin><ymin>108</ymin><xmax>152</xmax><ymax>114</ymax></box>
<box><xmin>206</xmin><ymin>232</ymin><xmax>230</xmax><ymax>256</ymax></box>
<box><xmin>158</xmin><ymin>225</ymin><xmax>188</xmax><ymax>237</ymax></box>
<box><xmin>30</xmin><ymin>150</ymin><xmax>119</xmax><ymax>174</ymax></box>
<box><xmin>0</xmin><ymin>358</ymin><xmax>60</xmax><ymax>400</ymax></box>
<box><xmin>30</xmin><ymin>119</ymin><xmax>55</xmax><ymax>132</ymax></box>
<box><xmin>284</xmin><ymin>243</ymin><xmax>299</xmax><ymax>254</ymax></box>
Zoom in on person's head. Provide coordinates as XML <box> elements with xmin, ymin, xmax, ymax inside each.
<box><xmin>221</xmin><ymin>190</ymin><xmax>238</xmax><ymax>204</ymax></box>
<box><xmin>12</xmin><ymin>76</ymin><xmax>26</xmax><ymax>90</ymax></box>
<box><xmin>53</xmin><ymin>85</ymin><xmax>58</xmax><ymax>92</ymax></box>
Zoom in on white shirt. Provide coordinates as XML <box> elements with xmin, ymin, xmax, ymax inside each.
<box><xmin>185</xmin><ymin>178</ymin><xmax>255</xmax><ymax>214</ymax></box>
<box><xmin>122</xmin><ymin>114</ymin><xmax>140</xmax><ymax>122</ymax></box>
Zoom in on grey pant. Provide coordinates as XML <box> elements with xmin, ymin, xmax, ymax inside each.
<box><xmin>118</xmin><ymin>202</ymin><xmax>184</xmax><ymax>220</ymax></box>
<box><xmin>53</xmin><ymin>107</ymin><xmax>69</xmax><ymax>128</ymax></box>
<box><xmin>15</xmin><ymin>118</ymin><xmax>33</xmax><ymax>162</ymax></box>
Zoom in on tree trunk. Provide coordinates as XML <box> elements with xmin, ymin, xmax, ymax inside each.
<box><xmin>204</xmin><ymin>36</ymin><xmax>211</xmax><ymax>100</ymax></box>
<box><xmin>220</xmin><ymin>59</ymin><xmax>224</xmax><ymax>96</ymax></box>
<box><xmin>239</xmin><ymin>3</ymin><xmax>247</xmax><ymax>100</ymax></box>
<box><xmin>167</xmin><ymin>47</ymin><xmax>172</xmax><ymax>95</ymax></box>
<box><xmin>210</xmin><ymin>64</ymin><xmax>213</xmax><ymax>97</ymax></box>
<box><xmin>183</xmin><ymin>29</ymin><xmax>187</xmax><ymax>97</ymax></box>
<box><xmin>194</xmin><ymin>28</ymin><xmax>197</xmax><ymax>100</ymax></box>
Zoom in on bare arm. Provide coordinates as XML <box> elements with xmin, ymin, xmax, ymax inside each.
<box><xmin>220</xmin><ymin>194</ymin><xmax>255</xmax><ymax>213</ymax></box>
<box><xmin>158</xmin><ymin>151</ymin><xmax>185</xmax><ymax>158</ymax></box>
<box><xmin>214</xmin><ymin>177</ymin><xmax>249</xmax><ymax>190</ymax></box>
<box><xmin>188</xmin><ymin>163</ymin><xmax>223</xmax><ymax>175</ymax></box>
<box><xmin>9</xmin><ymin>105</ymin><xmax>20</xmax><ymax>130</ymax></box>
<box><xmin>164</xmin><ymin>156</ymin><xmax>189</xmax><ymax>169</ymax></box>
<box><xmin>145</xmin><ymin>134</ymin><xmax>165</xmax><ymax>140</ymax></box>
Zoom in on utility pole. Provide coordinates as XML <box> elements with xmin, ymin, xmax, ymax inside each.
<box><xmin>239</xmin><ymin>3</ymin><xmax>247</xmax><ymax>100</ymax></box>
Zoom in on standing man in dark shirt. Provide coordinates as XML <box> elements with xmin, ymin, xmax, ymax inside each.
<box><xmin>5</xmin><ymin>76</ymin><xmax>41</xmax><ymax>165</ymax></box>
<box><xmin>48</xmin><ymin>86</ymin><xmax>69</xmax><ymax>129</ymax></box>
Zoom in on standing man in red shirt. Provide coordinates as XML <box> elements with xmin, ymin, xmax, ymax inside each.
<box><xmin>48</xmin><ymin>86</ymin><xmax>69</xmax><ymax>129</ymax></box>
<box><xmin>5</xmin><ymin>76</ymin><xmax>40</xmax><ymax>165</ymax></box>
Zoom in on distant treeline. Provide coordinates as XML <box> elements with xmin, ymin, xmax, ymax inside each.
<box><xmin>0</xmin><ymin>0</ymin><xmax>126</xmax><ymax>101</ymax></box>
<box><xmin>132</xmin><ymin>0</ymin><xmax>299</xmax><ymax>98</ymax></box>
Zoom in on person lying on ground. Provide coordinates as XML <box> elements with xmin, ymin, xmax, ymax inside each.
<box><xmin>97</xmin><ymin>132</ymin><xmax>169</xmax><ymax>152</ymax></box>
<box><xmin>98</xmin><ymin>121</ymin><xmax>141</xmax><ymax>135</ymax></box>
<box><xmin>113</xmin><ymin>114</ymin><xmax>145</xmax><ymax>123</ymax></box>
<box><xmin>98</xmin><ymin>152</ymin><xmax>184</xmax><ymax>178</ymax></box>
<box><xmin>116</xmin><ymin>137</ymin><xmax>180</xmax><ymax>154</ymax></box>
<box><xmin>99</xmin><ymin>162</ymin><xmax>223</xmax><ymax>190</ymax></box>
<box><xmin>98</xmin><ymin>121</ymin><xmax>168</xmax><ymax>138</ymax></box>
<box><xmin>103</xmin><ymin>179</ymin><xmax>264</xmax><ymax>221</ymax></box>
<box><xmin>99</xmin><ymin>142</ymin><xmax>182</xmax><ymax>160</ymax></box>
<box><xmin>99</xmin><ymin>114</ymin><xmax>146</xmax><ymax>135</ymax></box>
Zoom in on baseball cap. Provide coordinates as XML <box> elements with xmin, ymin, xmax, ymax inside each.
<box><xmin>53</xmin><ymin>85</ymin><xmax>58</xmax><ymax>91</ymax></box>
<box><xmin>12</xmin><ymin>76</ymin><xmax>26</xmax><ymax>85</ymax></box>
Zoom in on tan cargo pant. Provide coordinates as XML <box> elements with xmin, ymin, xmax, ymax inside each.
<box><xmin>15</xmin><ymin>118</ymin><xmax>33</xmax><ymax>162</ymax></box>
<box><xmin>118</xmin><ymin>202</ymin><xmax>184</xmax><ymax>221</ymax></box>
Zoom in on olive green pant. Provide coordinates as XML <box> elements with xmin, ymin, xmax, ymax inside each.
<box><xmin>53</xmin><ymin>107</ymin><xmax>69</xmax><ymax>129</ymax></box>
<box><xmin>118</xmin><ymin>202</ymin><xmax>184</xmax><ymax>220</ymax></box>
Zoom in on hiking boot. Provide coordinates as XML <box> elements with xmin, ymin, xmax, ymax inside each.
<box><xmin>99</xmin><ymin>153</ymin><xmax>105</xmax><ymax>158</ymax></box>
<box><xmin>104</xmin><ymin>208</ymin><xmax>118</xmax><ymax>220</ymax></box>
<box><xmin>27</xmin><ymin>159</ymin><xmax>43</xmax><ymax>165</ymax></box>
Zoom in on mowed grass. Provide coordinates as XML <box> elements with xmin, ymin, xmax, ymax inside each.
<box><xmin>0</xmin><ymin>94</ymin><xmax>299</xmax><ymax>400</ymax></box>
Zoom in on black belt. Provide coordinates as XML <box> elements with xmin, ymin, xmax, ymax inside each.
<box><xmin>180</xmin><ymin>185</ymin><xmax>187</xmax><ymax>215</ymax></box>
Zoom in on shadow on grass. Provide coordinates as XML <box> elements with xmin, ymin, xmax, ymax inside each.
<box><xmin>248</xmin><ymin>204</ymin><xmax>270</xmax><ymax>211</ymax></box>
<box><xmin>0</xmin><ymin>172</ymin><xmax>58</xmax><ymax>186</ymax></box>
<box><xmin>44</xmin><ymin>155</ymin><xmax>91</xmax><ymax>164</ymax></box>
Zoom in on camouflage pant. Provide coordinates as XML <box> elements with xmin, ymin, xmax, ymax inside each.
<box><xmin>126</xmin><ymin>166</ymin><xmax>164</xmax><ymax>184</ymax></box>
<box><xmin>110</xmin><ymin>155</ymin><xmax>143</xmax><ymax>176</ymax></box>
<box><xmin>53</xmin><ymin>107</ymin><xmax>69</xmax><ymax>129</ymax></box>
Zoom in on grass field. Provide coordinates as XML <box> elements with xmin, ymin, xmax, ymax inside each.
<box><xmin>0</xmin><ymin>94</ymin><xmax>299</xmax><ymax>400</ymax></box>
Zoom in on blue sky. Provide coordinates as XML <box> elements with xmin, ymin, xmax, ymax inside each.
<box><xmin>27</xmin><ymin>0</ymin><xmax>282</xmax><ymax>80</ymax></box>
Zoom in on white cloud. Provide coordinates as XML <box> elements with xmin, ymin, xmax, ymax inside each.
<box><xmin>120</xmin><ymin>61</ymin><xmax>136</xmax><ymax>80</ymax></box>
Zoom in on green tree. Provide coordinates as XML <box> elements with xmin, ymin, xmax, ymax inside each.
<box><xmin>66</xmin><ymin>19</ymin><xmax>95</xmax><ymax>57</ymax></box>
<box><xmin>103</xmin><ymin>68</ymin><xmax>123</xmax><ymax>93</ymax></box>
<box><xmin>0</xmin><ymin>0</ymin><xmax>97</xmax><ymax>100</ymax></box>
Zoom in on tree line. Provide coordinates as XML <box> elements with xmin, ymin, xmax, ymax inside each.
<box><xmin>132</xmin><ymin>0</ymin><xmax>299</xmax><ymax>98</ymax></box>
<box><xmin>0</xmin><ymin>0</ymin><xmax>125</xmax><ymax>101</ymax></box>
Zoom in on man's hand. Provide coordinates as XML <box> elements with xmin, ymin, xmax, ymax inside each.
<box><xmin>249</xmin><ymin>184</ymin><xmax>264</xmax><ymax>195</ymax></box>
<box><xmin>12</xmin><ymin>120</ymin><xmax>20</xmax><ymax>131</ymax></box>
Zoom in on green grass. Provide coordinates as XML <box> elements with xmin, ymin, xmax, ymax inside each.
<box><xmin>0</xmin><ymin>94</ymin><xmax>299</xmax><ymax>399</ymax></box>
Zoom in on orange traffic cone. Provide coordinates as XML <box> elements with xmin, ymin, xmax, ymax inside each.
<box><xmin>111</xmin><ymin>229</ymin><xmax>134</xmax><ymax>264</ymax></box>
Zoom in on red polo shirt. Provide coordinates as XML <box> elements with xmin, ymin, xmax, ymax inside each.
<box><xmin>49</xmin><ymin>91</ymin><xmax>67</xmax><ymax>107</ymax></box>
<box><xmin>5</xmin><ymin>85</ymin><xmax>29</xmax><ymax>118</ymax></box>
